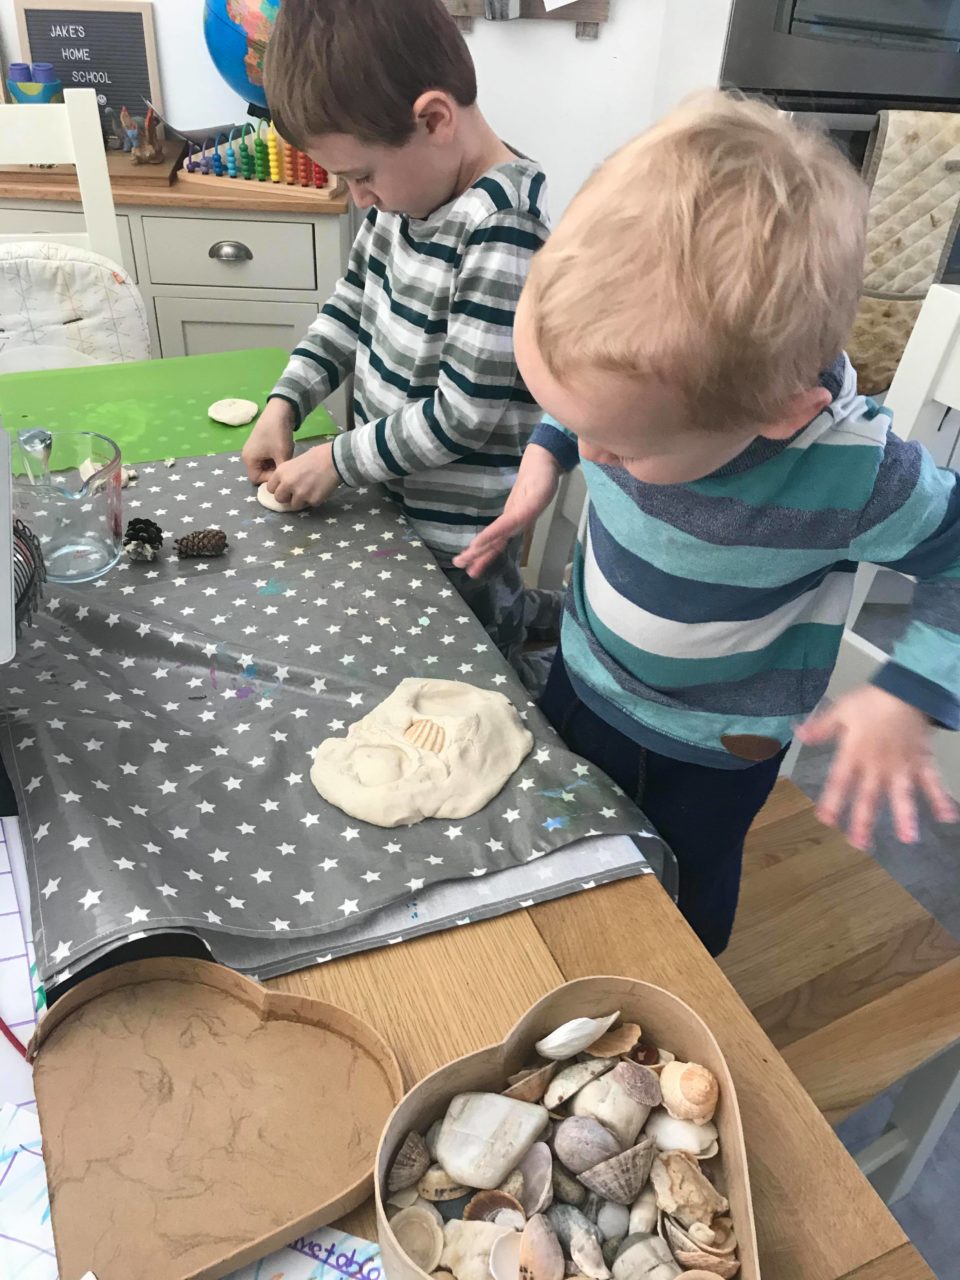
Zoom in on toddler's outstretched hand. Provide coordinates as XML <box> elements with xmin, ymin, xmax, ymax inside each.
<box><xmin>454</xmin><ymin>443</ymin><xmax>563</xmax><ymax>579</ymax></box>
<box><xmin>242</xmin><ymin>398</ymin><xmax>296</xmax><ymax>483</ymax></box>
<box><xmin>796</xmin><ymin>685</ymin><xmax>958</xmax><ymax>851</ymax></box>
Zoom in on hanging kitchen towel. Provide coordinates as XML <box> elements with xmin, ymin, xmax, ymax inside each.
<box><xmin>848</xmin><ymin>110</ymin><xmax>960</xmax><ymax>393</ymax></box>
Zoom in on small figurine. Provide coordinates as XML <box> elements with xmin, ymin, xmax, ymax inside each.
<box><xmin>130</xmin><ymin>106</ymin><xmax>165</xmax><ymax>165</ymax></box>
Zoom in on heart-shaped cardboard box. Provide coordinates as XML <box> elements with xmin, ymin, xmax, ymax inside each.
<box><xmin>29</xmin><ymin>957</ymin><xmax>404</xmax><ymax>1280</ymax></box>
<box><xmin>376</xmin><ymin>976</ymin><xmax>760</xmax><ymax>1280</ymax></box>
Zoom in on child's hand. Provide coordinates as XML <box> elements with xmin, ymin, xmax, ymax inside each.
<box><xmin>242</xmin><ymin>399</ymin><xmax>296</xmax><ymax>484</ymax></box>
<box><xmin>796</xmin><ymin>685</ymin><xmax>958</xmax><ymax>850</ymax></box>
<box><xmin>453</xmin><ymin>444</ymin><xmax>563</xmax><ymax>579</ymax></box>
<box><xmin>266</xmin><ymin>440</ymin><xmax>341</xmax><ymax>509</ymax></box>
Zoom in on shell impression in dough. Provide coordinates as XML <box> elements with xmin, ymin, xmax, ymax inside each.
<box><xmin>310</xmin><ymin>678</ymin><xmax>534</xmax><ymax>827</ymax></box>
<box><xmin>209</xmin><ymin>397</ymin><xmax>258</xmax><ymax>426</ymax></box>
<box><xmin>257</xmin><ymin>483</ymin><xmax>305</xmax><ymax>513</ymax></box>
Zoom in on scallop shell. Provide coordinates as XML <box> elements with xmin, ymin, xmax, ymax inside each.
<box><xmin>609</xmin><ymin>1061</ymin><xmax>662</xmax><ymax>1108</ymax></box>
<box><xmin>583</xmin><ymin>1024</ymin><xmax>642</xmax><ymax>1059</ymax></box>
<box><xmin>649</xmin><ymin>1152</ymin><xmax>728</xmax><ymax>1228</ymax></box>
<box><xmin>535</xmin><ymin>1013</ymin><xmax>620</xmax><ymax>1061</ymax></box>
<box><xmin>490</xmin><ymin>1230</ymin><xmax>524</xmax><ymax>1280</ymax></box>
<box><xmin>659</xmin><ymin>1061</ymin><xmax>718</xmax><ymax>1125</ymax></box>
<box><xmin>569</xmin><ymin>1227</ymin><xmax>611</xmax><ymax>1280</ymax></box>
<box><xmin>464</xmin><ymin>1190</ymin><xmax>526</xmax><ymax>1223</ymax></box>
<box><xmin>392</xmin><ymin>1205</ymin><xmax>445</xmax><ymax>1273</ymax></box>
<box><xmin>643</xmin><ymin>1111</ymin><xmax>718</xmax><ymax>1158</ymax></box>
<box><xmin>554</xmin><ymin>1117</ymin><xmax>620</xmax><ymax>1175</ymax></box>
<box><xmin>405</xmin><ymin>717</ymin><xmax>446</xmax><ymax>753</ymax></box>
<box><xmin>419</xmin><ymin>1164</ymin><xmax>471</xmax><ymax>1202</ymax></box>
<box><xmin>578</xmin><ymin>1139</ymin><xmax>656</xmax><ymax>1207</ymax></box>
<box><xmin>519</xmin><ymin>1214</ymin><xmax>565</xmax><ymax>1280</ymax></box>
<box><xmin>518</xmin><ymin>1142</ymin><xmax>554</xmax><ymax>1216</ymax></box>
<box><xmin>389</xmin><ymin>1130</ymin><xmax>432</xmax><ymax>1192</ymax></box>
<box><xmin>505</xmin><ymin>1062</ymin><xmax>558</xmax><ymax>1103</ymax></box>
<box><xmin>543</xmin><ymin>1059</ymin><xmax>617</xmax><ymax>1111</ymax></box>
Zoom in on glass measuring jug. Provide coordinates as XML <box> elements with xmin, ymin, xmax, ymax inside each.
<box><xmin>14</xmin><ymin>430</ymin><xmax>122</xmax><ymax>584</ymax></box>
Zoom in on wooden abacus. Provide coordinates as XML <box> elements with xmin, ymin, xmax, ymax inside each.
<box><xmin>178</xmin><ymin>121</ymin><xmax>344</xmax><ymax>203</ymax></box>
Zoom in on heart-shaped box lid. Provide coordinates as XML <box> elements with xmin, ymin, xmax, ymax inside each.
<box><xmin>375</xmin><ymin>975</ymin><xmax>761</xmax><ymax>1280</ymax></box>
<box><xmin>29</xmin><ymin>956</ymin><xmax>404</xmax><ymax>1280</ymax></box>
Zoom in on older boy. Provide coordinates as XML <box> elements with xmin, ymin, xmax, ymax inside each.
<box><xmin>455</xmin><ymin>93</ymin><xmax>959</xmax><ymax>954</ymax></box>
<box><xmin>241</xmin><ymin>0</ymin><xmax>551</xmax><ymax>679</ymax></box>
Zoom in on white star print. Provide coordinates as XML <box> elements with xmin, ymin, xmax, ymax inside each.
<box><xmin>209</xmin><ymin>849</ymin><xmax>230</xmax><ymax>863</ymax></box>
<box><xmin>60</xmin><ymin>790</ymin><xmax>81</xmax><ymax>804</ymax></box>
<box><xmin>503</xmin><ymin>809</ymin><xmax>520</xmax><ymax>823</ymax></box>
<box><xmin>237</xmin><ymin>823</ymin><xmax>256</xmax><ymax>835</ymax></box>
<box><xmin>197</xmin><ymin>800</ymin><xmax>215</xmax><ymax>814</ymax></box>
<box><xmin>271</xmin><ymin>919</ymin><xmax>290</xmax><ymax>931</ymax></box>
<box><xmin>33</xmin><ymin>823</ymin><xmax>49</xmax><ymax>842</ymax></box>
<box><xmin>600</xmin><ymin>807</ymin><xmax>617</xmax><ymax>818</ymax></box>
<box><xmin>41</xmin><ymin>877</ymin><xmax>60</xmax><ymax>898</ymax></box>
<box><xmin>158</xmin><ymin>780</ymin><xmax>177</xmax><ymax>795</ymax></box>
<box><xmin>406</xmin><ymin>878</ymin><xmax>425</xmax><ymax>893</ymax></box>
<box><xmin>169</xmin><ymin>826</ymin><xmax>189</xmax><ymax>839</ymax></box>
<box><xmin>294</xmin><ymin>889</ymin><xmax>314</xmax><ymax>905</ymax></box>
<box><xmin>261</xmin><ymin>799</ymin><xmax>280</xmax><ymax>812</ymax></box>
<box><xmin>150</xmin><ymin>739</ymin><xmax>168</xmax><ymax>754</ymax></box>
<box><xmin>362</xmin><ymin>871</ymin><xmax>381</xmax><ymax>883</ymax></box>
<box><xmin>339</xmin><ymin>899</ymin><xmax>359</xmax><ymax>917</ymax></box>
<box><xmin>347</xmin><ymin>692</ymin><xmax>363</xmax><ymax>708</ymax></box>
<box><xmin>444</xmin><ymin>826</ymin><xmax>462</xmax><ymax>840</ymax></box>
<box><xmin>79</xmin><ymin>889</ymin><xmax>101</xmax><ymax>910</ymax></box>
<box><xmin>185</xmin><ymin>869</ymin><xmax>203</xmax><ymax>881</ymax></box>
<box><xmin>51</xmin><ymin>940</ymin><xmax>72</xmax><ymax>964</ymax></box>
<box><xmin>341</xmin><ymin>828</ymin><xmax>360</xmax><ymax>842</ymax></box>
<box><xmin>534</xmin><ymin>748</ymin><xmax>551</xmax><ymax>764</ymax></box>
<box><xmin>278</xmin><ymin>843</ymin><xmax>296</xmax><ymax>856</ymax></box>
<box><xmin>252</xmin><ymin>868</ymin><xmax>272</xmax><ymax>883</ymax></box>
<box><xmin>518</xmin><ymin>778</ymin><xmax>534</xmax><ymax>791</ymax></box>
<box><xmin>158</xmin><ymin>884</ymin><xmax>178</xmax><ymax>897</ymax></box>
<box><xmin>486</xmin><ymin>839</ymin><xmax>504</xmax><ymax>853</ymax></box>
<box><xmin>115</xmin><ymin>857</ymin><xmax>135</xmax><ymax>871</ymax></box>
<box><xmin>25</xmin><ymin>777</ymin><xmax>41</xmax><ymax>794</ymax></box>
<box><xmin>120</xmin><ymin>763</ymin><xmax>138</xmax><ymax>776</ymax></box>
<box><xmin>126</xmin><ymin>906</ymin><xmax>150</xmax><ymax>925</ymax></box>
<box><xmin>223</xmin><ymin>777</ymin><xmax>242</xmax><ymax>791</ymax></box>
<box><xmin>573</xmin><ymin>763</ymin><xmax>590</xmax><ymax>777</ymax></box>
<box><xmin>68</xmin><ymin>835</ymin><xmax>92</xmax><ymax>851</ymax></box>
<box><xmin>319</xmin><ymin>857</ymin><xmax>338</xmax><ymax>872</ymax></box>
<box><xmin>284</xmin><ymin>773</ymin><xmax>303</xmax><ymax>786</ymax></box>
<box><xmin>301</xmin><ymin>814</ymin><xmax>320</xmax><ymax>827</ymax></box>
<box><xmin>205</xmin><ymin>910</ymin><xmax>223</xmax><ymax>925</ymax></box>
<box><xmin>227</xmin><ymin>896</ymin><xmax>244</xmax><ymax>909</ymax></box>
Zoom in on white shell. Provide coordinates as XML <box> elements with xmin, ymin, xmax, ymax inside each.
<box><xmin>535</xmin><ymin>1014</ymin><xmax>620</xmax><ymax>1061</ymax></box>
<box><xmin>441</xmin><ymin>1220</ymin><xmax>514</xmax><ymax>1280</ymax></box>
<box><xmin>643</xmin><ymin>1111</ymin><xmax>718</xmax><ymax>1158</ymax></box>
<box><xmin>570</xmin><ymin>1074</ymin><xmax>651</xmax><ymax>1150</ymax></box>
<box><xmin>490</xmin><ymin>1230</ymin><xmax>523</xmax><ymax>1280</ymax></box>
<box><xmin>518</xmin><ymin>1142</ymin><xmax>554</xmax><ymax>1216</ymax></box>
<box><xmin>436</xmin><ymin>1093</ymin><xmax>549</xmax><ymax>1190</ymax></box>
<box><xmin>544</xmin><ymin>1060</ymin><xmax>617</xmax><ymax>1112</ymax></box>
<box><xmin>392</xmin><ymin>1206</ymin><xmax>445</xmax><ymax>1273</ymax></box>
<box><xmin>627</xmin><ymin>1186</ymin><xmax>658</xmax><ymax>1236</ymax></box>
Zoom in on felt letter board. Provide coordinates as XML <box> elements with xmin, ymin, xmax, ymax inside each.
<box><xmin>15</xmin><ymin>0</ymin><xmax>162</xmax><ymax>122</ymax></box>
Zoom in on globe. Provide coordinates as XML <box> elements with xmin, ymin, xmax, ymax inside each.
<box><xmin>203</xmin><ymin>0</ymin><xmax>280</xmax><ymax>109</ymax></box>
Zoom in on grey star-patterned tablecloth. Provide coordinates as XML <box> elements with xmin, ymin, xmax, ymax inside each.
<box><xmin>1</xmin><ymin>455</ymin><xmax>666</xmax><ymax>984</ymax></box>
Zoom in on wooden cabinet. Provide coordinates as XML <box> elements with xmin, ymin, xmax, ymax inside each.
<box><xmin>155</xmin><ymin>296</ymin><xmax>319</xmax><ymax>357</ymax></box>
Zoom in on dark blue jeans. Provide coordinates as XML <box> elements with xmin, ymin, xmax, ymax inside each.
<box><xmin>540</xmin><ymin>651</ymin><xmax>787</xmax><ymax>956</ymax></box>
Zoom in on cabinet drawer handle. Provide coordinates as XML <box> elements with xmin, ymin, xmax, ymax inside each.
<box><xmin>208</xmin><ymin>240</ymin><xmax>253</xmax><ymax>263</ymax></box>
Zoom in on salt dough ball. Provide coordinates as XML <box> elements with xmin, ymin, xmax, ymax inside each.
<box><xmin>257</xmin><ymin>483</ymin><xmax>306</xmax><ymax>513</ymax></box>
<box><xmin>209</xmin><ymin>397</ymin><xmax>258</xmax><ymax>427</ymax></box>
<box><xmin>311</xmin><ymin>678</ymin><xmax>534</xmax><ymax>828</ymax></box>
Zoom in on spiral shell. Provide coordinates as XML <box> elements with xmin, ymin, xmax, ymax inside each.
<box><xmin>405</xmin><ymin>718</ymin><xmax>446</xmax><ymax>753</ymax></box>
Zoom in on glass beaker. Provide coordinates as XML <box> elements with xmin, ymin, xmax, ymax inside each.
<box><xmin>14</xmin><ymin>430</ymin><xmax>122</xmax><ymax>584</ymax></box>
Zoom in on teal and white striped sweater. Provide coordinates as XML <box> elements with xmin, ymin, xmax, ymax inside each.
<box><xmin>531</xmin><ymin>356</ymin><xmax>960</xmax><ymax>769</ymax></box>
<box><xmin>270</xmin><ymin>158</ymin><xmax>549</xmax><ymax>556</ymax></box>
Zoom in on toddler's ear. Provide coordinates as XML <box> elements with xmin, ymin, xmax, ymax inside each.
<box><xmin>760</xmin><ymin>385</ymin><xmax>833</xmax><ymax>440</ymax></box>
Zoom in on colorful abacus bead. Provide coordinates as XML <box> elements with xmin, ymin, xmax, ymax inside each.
<box><xmin>267</xmin><ymin>123</ymin><xmax>281</xmax><ymax>183</ymax></box>
<box><xmin>298</xmin><ymin>148</ymin><xmax>311</xmax><ymax>186</ymax></box>
<box><xmin>284</xmin><ymin>139</ymin><xmax>297</xmax><ymax>185</ymax></box>
<box><xmin>313</xmin><ymin>162</ymin><xmax>327</xmax><ymax>188</ymax></box>
<box><xmin>212</xmin><ymin>135</ymin><xmax>225</xmax><ymax>176</ymax></box>
<box><xmin>239</xmin><ymin>133</ymin><xmax>254</xmax><ymax>179</ymax></box>
<box><xmin>254</xmin><ymin>123</ymin><xmax>269</xmax><ymax>180</ymax></box>
<box><xmin>226</xmin><ymin>128</ymin><xmax>239</xmax><ymax>178</ymax></box>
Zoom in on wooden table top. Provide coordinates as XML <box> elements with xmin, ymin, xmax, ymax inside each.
<box><xmin>268</xmin><ymin>872</ymin><xmax>935</xmax><ymax>1280</ymax></box>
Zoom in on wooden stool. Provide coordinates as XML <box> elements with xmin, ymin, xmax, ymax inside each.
<box><xmin>721</xmin><ymin>779</ymin><xmax>960</xmax><ymax>1201</ymax></box>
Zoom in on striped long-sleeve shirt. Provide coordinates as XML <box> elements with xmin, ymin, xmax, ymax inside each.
<box><xmin>270</xmin><ymin>159</ymin><xmax>549</xmax><ymax>556</ymax></box>
<box><xmin>532</xmin><ymin>355</ymin><xmax>960</xmax><ymax>769</ymax></box>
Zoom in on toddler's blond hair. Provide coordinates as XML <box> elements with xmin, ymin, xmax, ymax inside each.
<box><xmin>526</xmin><ymin>91</ymin><xmax>868</xmax><ymax>432</ymax></box>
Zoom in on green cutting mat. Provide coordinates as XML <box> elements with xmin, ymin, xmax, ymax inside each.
<box><xmin>0</xmin><ymin>349</ymin><xmax>336</xmax><ymax>465</ymax></box>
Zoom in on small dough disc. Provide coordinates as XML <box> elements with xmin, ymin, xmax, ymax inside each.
<box><xmin>257</xmin><ymin>483</ymin><xmax>306</xmax><ymax>513</ymax></box>
<box><xmin>311</xmin><ymin>678</ymin><xmax>534</xmax><ymax>827</ymax></box>
<box><xmin>209</xmin><ymin>397</ymin><xmax>258</xmax><ymax>427</ymax></box>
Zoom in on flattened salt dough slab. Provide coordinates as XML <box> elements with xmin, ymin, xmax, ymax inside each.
<box><xmin>257</xmin><ymin>484</ymin><xmax>307</xmax><ymax>513</ymax></box>
<box><xmin>311</xmin><ymin>678</ymin><xmax>534</xmax><ymax>827</ymax></box>
<box><xmin>209</xmin><ymin>397</ymin><xmax>259</xmax><ymax>427</ymax></box>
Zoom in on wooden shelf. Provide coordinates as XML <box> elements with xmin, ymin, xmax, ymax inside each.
<box><xmin>444</xmin><ymin>0</ymin><xmax>609</xmax><ymax>36</ymax></box>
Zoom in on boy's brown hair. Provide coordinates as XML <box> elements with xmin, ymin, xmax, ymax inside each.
<box><xmin>525</xmin><ymin>91</ymin><xmax>869</xmax><ymax>433</ymax></box>
<box><xmin>264</xmin><ymin>0</ymin><xmax>478</xmax><ymax>149</ymax></box>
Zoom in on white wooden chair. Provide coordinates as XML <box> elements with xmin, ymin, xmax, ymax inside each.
<box><xmin>0</xmin><ymin>88</ymin><xmax>123</xmax><ymax>263</ymax></box>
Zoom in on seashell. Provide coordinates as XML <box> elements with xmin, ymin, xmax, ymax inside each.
<box><xmin>601</xmin><ymin>1238</ymin><xmax>624</xmax><ymax>1269</ymax></box>
<box><xmin>643</xmin><ymin>1110</ymin><xmax>718</xmax><ymax>1158</ymax></box>
<box><xmin>518</xmin><ymin>1142</ymin><xmax>554</xmax><ymax>1216</ymax></box>
<box><xmin>426</xmin><ymin>1120</ymin><xmax>443</xmax><ymax>1162</ymax></box>
<box><xmin>392</xmin><ymin>1205</ymin><xmax>445</xmax><ymax>1273</ymax></box>
<box><xmin>649</xmin><ymin>1153</ymin><xmax>728</xmax><ymax>1229</ymax></box>
<box><xmin>535</xmin><ymin>1013</ymin><xmax>620</xmax><ymax>1061</ymax></box>
<box><xmin>659</xmin><ymin>1062</ymin><xmax>718</xmax><ymax>1125</ymax></box>
<box><xmin>609</xmin><ymin>1062</ymin><xmax>662</xmax><ymax>1108</ymax></box>
<box><xmin>505</xmin><ymin>1063</ymin><xmax>558</xmax><ymax>1104</ymax></box>
<box><xmin>554</xmin><ymin>1117</ymin><xmax>621</xmax><ymax>1175</ymax></box>
<box><xmin>441</xmin><ymin>1219</ymin><xmax>515</xmax><ymax>1280</ymax></box>
<box><xmin>596</xmin><ymin>1201</ymin><xmax>630</xmax><ymax>1242</ymax></box>
<box><xmin>490</xmin><ymin>1229</ymin><xmax>524</xmax><ymax>1280</ymax></box>
<box><xmin>519</xmin><ymin>1214</ymin><xmax>565</xmax><ymax>1280</ymax></box>
<box><xmin>612</xmin><ymin>1234</ymin><xmax>680</xmax><ymax>1280</ymax></box>
<box><xmin>390</xmin><ymin>1130</ymin><xmax>432</xmax><ymax>1192</ymax></box>
<box><xmin>670</xmin><ymin>1250</ymin><xmax>739</xmax><ymax>1279</ymax></box>
<box><xmin>419</xmin><ymin>1164</ymin><xmax>471</xmax><ymax>1202</ymax></box>
<box><xmin>583</xmin><ymin>1023</ymin><xmax>642</xmax><ymax>1059</ymax></box>
<box><xmin>545</xmin><ymin>1203</ymin><xmax>596</xmax><ymax>1253</ymax></box>
<box><xmin>544</xmin><ymin>1059</ymin><xmax>617</xmax><ymax>1112</ymax></box>
<box><xmin>570</xmin><ymin>1227</ymin><xmax>611</xmax><ymax>1280</ymax></box>
<box><xmin>405</xmin><ymin>717</ymin><xmax>446</xmax><ymax>753</ymax></box>
<box><xmin>571</xmin><ymin>1073</ymin><xmax>652</xmax><ymax>1150</ymax></box>
<box><xmin>578</xmin><ymin>1138</ymin><xmax>656</xmax><ymax>1206</ymax></box>
<box><xmin>494</xmin><ymin>1209</ymin><xmax>527</xmax><ymax>1231</ymax></box>
<box><xmin>387</xmin><ymin>1185</ymin><xmax>422</xmax><ymax>1210</ymax></box>
<box><xmin>500</xmin><ymin>1170</ymin><xmax>526</xmax><ymax>1201</ymax></box>
<box><xmin>663</xmin><ymin>1215</ymin><xmax>738</xmax><ymax>1266</ymax></box>
<box><xmin>633</xmin><ymin>1047</ymin><xmax>675</xmax><ymax>1076</ymax></box>
<box><xmin>433</xmin><ymin>1271</ymin><xmax>456</xmax><ymax>1280</ymax></box>
<box><xmin>464</xmin><ymin>1190</ymin><xmax>526</xmax><ymax>1222</ymax></box>
<box><xmin>673</xmin><ymin>1274</ymin><xmax>726</xmax><ymax>1280</ymax></box>
<box><xmin>437</xmin><ymin>1093</ymin><xmax>550</xmax><ymax>1190</ymax></box>
<box><xmin>628</xmin><ymin>1186</ymin><xmax>658</xmax><ymax>1236</ymax></box>
<box><xmin>552</xmin><ymin>1162</ymin><xmax>587</xmax><ymax>1207</ymax></box>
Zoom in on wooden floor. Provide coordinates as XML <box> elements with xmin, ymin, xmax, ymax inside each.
<box><xmin>720</xmin><ymin>780</ymin><xmax>960</xmax><ymax>1123</ymax></box>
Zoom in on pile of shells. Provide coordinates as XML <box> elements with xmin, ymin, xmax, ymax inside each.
<box><xmin>384</xmin><ymin>1012</ymin><xmax>738</xmax><ymax>1280</ymax></box>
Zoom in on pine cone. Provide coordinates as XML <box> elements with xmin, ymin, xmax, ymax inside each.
<box><xmin>123</xmin><ymin>517</ymin><xmax>163</xmax><ymax>563</ymax></box>
<box><xmin>174</xmin><ymin>527</ymin><xmax>228</xmax><ymax>558</ymax></box>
